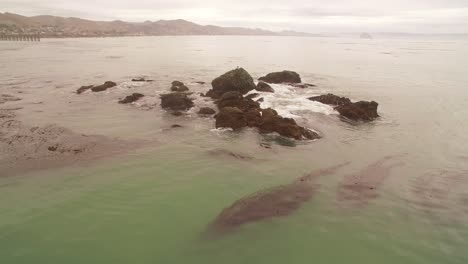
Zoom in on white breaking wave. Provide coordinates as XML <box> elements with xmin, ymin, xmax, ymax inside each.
<box><xmin>247</xmin><ymin>83</ymin><xmax>337</xmax><ymax>118</ymax></box>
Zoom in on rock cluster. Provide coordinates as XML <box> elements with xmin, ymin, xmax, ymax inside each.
<box><xmin>309</xmin><ymin>93</ymin><xmax>379</xmax><ymax>121</ymax></box>
<box><xmin>208</xmin><ymin>69</ymin><xmax>319</xmax><ymax>140</ymax></box>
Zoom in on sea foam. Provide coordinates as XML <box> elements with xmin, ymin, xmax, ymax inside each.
<box><xmin>247</xmin><ymin>83</ymin><xmax>337</xmax><ymax>118</ymax></box>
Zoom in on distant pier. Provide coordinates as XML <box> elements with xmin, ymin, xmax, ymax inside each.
<box><xmin>0</xmin><ymin>34</ymin><xmax>41</xmax><ymax>41</ymax></box>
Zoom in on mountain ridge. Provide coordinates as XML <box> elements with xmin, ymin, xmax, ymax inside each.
<box><xmin>0</xmin><ymin>12</ymin><xmax>312</xmax><ymax>37</ymax></box>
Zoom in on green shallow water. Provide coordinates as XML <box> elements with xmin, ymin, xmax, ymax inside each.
<box><xmin>1</xmin><ymin>35</ymin><xmax>468</xmax><ymax>263</ymax></box>
<box><xmin>0</xmin><ymin>145</ymin><xmax>467</xmax><ymax>264</ymax></box>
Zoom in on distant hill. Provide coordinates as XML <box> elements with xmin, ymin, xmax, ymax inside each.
<box><xmin>0</xmin><ymin>12</ymin><xmax>312</xmax><ymax>38</ymax></box>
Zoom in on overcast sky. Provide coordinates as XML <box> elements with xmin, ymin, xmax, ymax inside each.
<box><xmin>2</xmin><ymin>0</ymin><xmax>468</xmax><ymax>33</ymax></box>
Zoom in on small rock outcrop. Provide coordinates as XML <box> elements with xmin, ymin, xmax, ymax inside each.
<box><xmin>256</xmin><ymin>81</ymin><xmax>274</xmax><ymax>93</ymax></box>
<box><xmin>76</xmin><ymin>85</ymin><xmax>94</xmax><ymax>94</ymax></box>
<box><xmin>335</xmin><ymin>101</ymin><xmax>379</xmax><ymax>121</ymax></box>
<box><xmin>198</xmin><ymin>107</ymin><xmax>216</xmax><ymax>116</ymax></box>
<box><xmin>259</xmin><ymin>71</ymin><xmax>301</xmax><ymax>84</ymax></box>
<box><xmin>309</xmin><ymin>94</ymin><xmax>351</xmax><ymax>106</ymax></box>
<box><xmin>91</xmin><ymin>81</ymin><xmax>117</xmax><ymax>92</ymax></box>
<box><xmin>170</xmin><ymin>81</ymin><xmax>189</xmax><ymax>92</ymax></box>
<box><xmin>118</xmin><ymin>93</ymin><xmax>144</xmax><ymax>104</ymax></box>
<box><xmin>206</xmin><ymin>68</ymin><xmax>256</xmax><ymax>98</ymax></box>
<box><xmin>160</xmin><ymin>93</ymin><xmax>194</xmax><ymax>111</ymax></box>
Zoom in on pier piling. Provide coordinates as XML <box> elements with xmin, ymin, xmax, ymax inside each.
<box><xmin>0</xmin><ymin>34</ymin><xmax>41</xmax><ymax>41</ymax></box>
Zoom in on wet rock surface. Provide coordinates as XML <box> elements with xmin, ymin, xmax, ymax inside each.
<box><xmin>160</xmin><ymin>93</ymin><xmax>194</xmax><ymax>111</ymax></box>
<box><xmin>118</xmin><ymin>93</ymin><xmax>144</xmax><ymax>104</ymax></box>
<box><xmin>198</xmin><ymin>107</ymin><xmax>216</xmax><ymax>116</ymax></box>
<box><xmin>206</xmin><ymin>68</ymin><xmax>256</xmax><ymax>98</ymax></box>
<box><xmin>207</xmin><ymin>163</ymin><xmax>348</xmax><ymax>234</ymax></box>
<box><xmin>216</xmin><ymin>91</ymin><xmax>260</xmax><ymax>112</ymax></box>
<box><xmin>335</xmin><ymin>101</ymin><xmax>379</xmax><ymax>121</ymax></box>
<box><xmin>256</xmin><ymin>81</ymin><xmax>274</xmax><ymax>93</ymax></box>
<box><xmin>259</xmin><ymin>71</ymin><xmax>301</xmax><ymax>84</ymax></box>
<box><xmin>91</xmin><ymin>81</ymin><xmax>117</xmax><ymax>92</ymax></box>
<box><xmin>309</xmin><ymin>93</ymin><xmax>352</xmax><ymax>106</ymax></box>
<box><xmin>215</xmin><ymin>107</ymin><xmax>247</xmax><ymax>130</ymax></box>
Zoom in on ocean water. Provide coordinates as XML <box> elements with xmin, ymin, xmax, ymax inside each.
<box><xmin>1</xmin><ymin>36</ymin><xmax>468</xmax><ymax>263</ymax></box>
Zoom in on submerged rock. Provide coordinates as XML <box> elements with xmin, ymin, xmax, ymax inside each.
<box><xmin>76</xmin><ymin>85</ymin><xmax>94</xmax><ymax>94</ymax></box>
<box><xmin>256</xmin><ymin>81</ymin><xmax>274</xmax><ymax>93</ymax></box>
<box><xmin>170</xmin><ymin>81</ymin><xmax>189</xmax><ymax>92</ymax></box>
<box><xmin>290</xmin><ymin>83</ymin><xmax>315</xmax><ymax>88</ymax></box>
<box><xmin>198</xmin><ymin>107</ymin><xmax>216</xmax><ymax>116</ymax></box>
<box><xmin>160</xmin><ymin>93</ymin><xmax>194</xmax><ymax>111</ymax></box>
<box><xmin>91</xmin><ymin>81</ymin><xmax>117</xmax><ymax>92</ymax></box>
<box><xmin>259</xmin><ymin>71</ymin><xmax>301</xmax><ymax>84</ymax></box>
<box><xmin>335</xmin><ymin>101</ymin><xmax>379</xmax><ymax>121</ymax></box>
<box><xmin>118</xmin><ymin>93</ymin><xmax>144</xmax><ymax>104</ymax></box>
<box><xmin>309</xmin><ymin>93</ymin><xmax>351</xmax><ymax>106</ymax></box>
<box><xmin>206</xmin><ymin>68</ymin><xmax>256</xmax><ymax>98</ymax></box>
<box><xmin>207</xmin><ymin>163</ymin><xmax>349</xmax><ymax>234</ymax></box>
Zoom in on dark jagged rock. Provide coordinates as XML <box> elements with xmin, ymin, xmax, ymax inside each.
<box><xmin>259</xmin><ymin>108</ymin><xmax>320</xmax><ymax>140</ymax></box>
<box><xmin>172</xmin><ymin>81</ymin><xmax>184</xmax><ymax>87</ymax></box>
<box><xmin>256</xmin><ymin>81</ymin><xmax>275</xmax><ymax>93</ymax></box>
<box><xmin>91</xmin><ymin>81</ymin><xmax>117</xmax><ymax>92</ymax></box>
<box><xmin>76</xmin><ymin>85</ymin><xmax>94</xmax><ymax>94</ymax></box>
<box><xmin>335</xmin><ymin>101</ymin><xmax>379</xmax><ymax>121</ymax></box>
<box><xmin>259</xmin><ymin>71</ymin><xmax>301</xmax><ymax>84</ymax></box>
<box><xmin>206</xmin><ymin>68</ymin><xmax>256</xmax><ymax>98</ymax></box>
<box><xmin>118</xmin><ymin>93</ymin><xmax>144</xmax><ymax>104</ymax></box>
<box><xmin>245</xmin><ymin>108</ymin><xmax>262</xmax><ymax>127</ymax></box>
<box><xmin>171</xmin><ymin>124</ymin><xmax>183</xmax><ymax>128</ymax></box>
<box><xmin>170</xmin><ymin>81</ymin><xmax>189</xmax><ymax>92</ymax></box>
<box><xmin>198</xmin><ymin>107</ymin><xmax>216</xmax><ymax>116</ymax></box>
<box><xmin>215</xmin><ymin>107</ymin><xmax>247</xmax><ymax>130</ymax></box>
<box><xmin>216</xmin><ymin>91</ymin><xmax>260</xmax><ymax>112</ymax></box>
<box><xmin>160</xmin><ymin>93</ymin><xmax>194</xmax><ymax>111</ymax></box>
<box><xmin>309</xmin><ymin>94</ymin><xmax>352</xmax><ymax>106</ymax></box>
<box><xmin>132</xmin><ymin>77</ymin><xmax>146</xmax><ymax>82</ymax></box>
